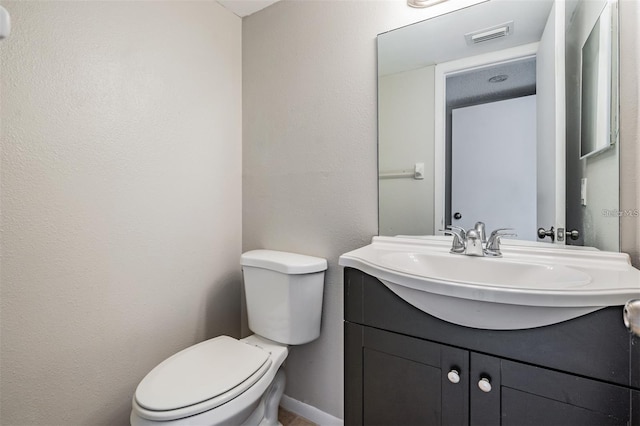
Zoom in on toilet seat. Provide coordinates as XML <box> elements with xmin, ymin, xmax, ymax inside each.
<box><xmin>133</xmin><ymin>336</ymin><xmax>272</xmax><ymax>421</ymax></box>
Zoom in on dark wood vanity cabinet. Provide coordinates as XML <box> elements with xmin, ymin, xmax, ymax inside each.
<box><xmin>344</xmin><ymin>268</ymin><xmax>640</xmax><ymax>426</ymax></box>
<box><xmin>349</xmin><ymin>324</ymin><xmax>469</xmax><ymax>426</ymax></box>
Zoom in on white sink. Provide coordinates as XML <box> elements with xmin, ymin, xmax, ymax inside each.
<box><xmin>379</xmin><ymin>252</ymin><xmax>591</xmax><ymax>289</ymax></box>
<box><xmin>339</xmin><ymin>236</ymin><xmax>640</xmax><ymax>330</ymax></box>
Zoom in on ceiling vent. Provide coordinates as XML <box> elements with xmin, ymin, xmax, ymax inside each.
<box><xmin>465</xmin><ymin>21</ymin><xmax>514</xmax><ymax>46</ymax></box>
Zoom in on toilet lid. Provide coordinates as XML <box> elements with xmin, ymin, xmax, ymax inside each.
<box><xmin>135</xmin><ymin>336</ymin><xmax>270</xmax><ymax>412</ymax></box>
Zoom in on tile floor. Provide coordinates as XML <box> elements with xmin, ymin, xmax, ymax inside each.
<box><xmin>278</xmin><ymin>407</ymin><xmax>317</xmax><ymax>426</ymax></box>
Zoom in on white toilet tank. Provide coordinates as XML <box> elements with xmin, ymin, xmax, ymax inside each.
<box><xmin>241</xmin><ymin>250</ymin><xmax>327</xmax><ymax>345</ymax></box>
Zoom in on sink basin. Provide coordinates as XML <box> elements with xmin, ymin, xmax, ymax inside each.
<box><xmin>379</xmin><ymin>252</ymin><xmax>591</xmax><ymax>290</ymax></box>
<box><xmin>339</xmin><ymin>236</ymin><xmax>640</xmax><ymax>330</ymax></box>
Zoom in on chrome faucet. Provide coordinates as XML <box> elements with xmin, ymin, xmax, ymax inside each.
<box><xmin>474</xmin><ymin>221</ymin><xmax>487</xmax><ymax>243</ymax></box>
<box><xmin>442</xmin><ymin>223</ymin><xmax>516</xmax><ymax>257</ymax></box>
<box><xmin>464</xmin><ymin>229</ymin><xmax>484</xmax><ymax>256</ymax></box>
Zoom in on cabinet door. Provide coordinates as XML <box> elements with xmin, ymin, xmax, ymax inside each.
<box><xmin>345</xmin><ymin>322</ymin><xmax>469</xmax><ymax>426</ymax></box>
<box><xmin>470</xmin><ymin>353</ymin><xmax>632</xmax><ymax>426</ymax></box>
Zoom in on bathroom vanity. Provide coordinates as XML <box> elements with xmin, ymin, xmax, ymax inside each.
<box><xmin>344</xmin><ymin>268</ymin><xmax>639</xmax><ymax>425</ymax></box>
<box><xmin>341</xmin><ymin>237</ymin><xmax>640</xmax><ymax>426</ymax></box>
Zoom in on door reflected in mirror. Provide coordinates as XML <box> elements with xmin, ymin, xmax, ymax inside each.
<box><xmin>377</xmin><ymin>0</ymin><xmax>620</xmax><ymax>251</ymax></box>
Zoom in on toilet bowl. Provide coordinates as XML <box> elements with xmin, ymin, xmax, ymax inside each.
<box><xmin>130</xmin><ymin>250</ymin><xmax>327</xmax><ymax>426</ymax></box>
<box><xmin>131</xmin><ymin>335</ymin><xmax>288</xmax><ymax>426</ymax></box>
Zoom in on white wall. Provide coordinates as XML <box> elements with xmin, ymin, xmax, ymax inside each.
<box><xmin>243</xmin><ymin>0</ymin><xmax>640</xmax><ymax>419</ymax></box>
<box><xmin>568</xmin><ymin>0</ymin><xmax>620</xmax><ymax>251</ymax></box>
<box><xmin>565</xmin><ymin>0</ymin><xmax>637</xmax><ymax>253</ymax></box>
<box><xmin>379</xmin><ymin>66</ymin><xmax>435</xmax><ymax>236</ymax></box>
<box><xmin>0</xmin><ymin>2</ymin><xmax>242</xmax><ymax>425</ymax></box>
<box><xmin>618</xmin><ymin>0</ymin><xmax>640</xmax><ymax>267</ymax></box>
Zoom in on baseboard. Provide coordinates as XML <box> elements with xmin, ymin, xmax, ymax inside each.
<box><xmin>280</xmin><ymin>395</ymin><xmax>343</xmax><ymax>426</ymax></box>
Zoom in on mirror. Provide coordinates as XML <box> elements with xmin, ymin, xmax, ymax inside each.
<box><xmin>377</xmin><ymin>0</ymin><xmax>620</xmax><ymax>251</ymax></box>
<box><xmin>580</xmin><ymin>1</ymin><xmax>614</xmax><ymax>158</ymax></box>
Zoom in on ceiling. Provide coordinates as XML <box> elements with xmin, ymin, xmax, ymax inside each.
<box><xmin>217</xmin><ymin>0</ymin><xmax>281</xmax><ymax>18</ymax></box>
<box><xmin>447</xmin><ymin>57</ymin><xmax>537</xmax><ymax>106</ymax></box>
<box><xmin>378</xmin><ymin>0</ymin><xmax>554</xmax><ymax>76</ymax></box>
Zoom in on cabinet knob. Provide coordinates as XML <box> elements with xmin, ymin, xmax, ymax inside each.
<box><xmin>478</xmin><ymin>377</ymin><xmax>492</xmax><ymax>393</ymax></box>
<box><xmin>447</xmin><ymin>369</ymin><xmax>460</xmax><ymax>384</ymax></box>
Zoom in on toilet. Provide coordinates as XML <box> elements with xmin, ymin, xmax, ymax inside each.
<box><xmin>130</xmin><ymin>250</ymin><xmax>327</xmax><ymax>426</ymax></box>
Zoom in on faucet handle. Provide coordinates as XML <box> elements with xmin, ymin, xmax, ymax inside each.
<box><xmin>489</xmin><ymin>227</ymin><xmax>516</xmax><ymax>236</ymax></box>
<box><xmin>488</xmin><ymin>228</ymin><xmax>517</xmax><ymax>242</ymax></box>
<box><xmin>447</xmin><ymin>225</ymin><xmax>466</xmax><ymax>239</ymax></box>
<box><xmin>440</xmin><ymin>228</ymin><xmax>466</xmax><ymax>253</ymax></box>
<box><xmin>486</xmin><ymin>228</ymin><xmax>517</xmax><ymax>256</ymax></box>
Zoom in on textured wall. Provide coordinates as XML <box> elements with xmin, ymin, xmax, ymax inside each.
<box><xmin>242</xmin><ymin>0</ymin><xmax>496</xmax><ymax>418</ymax></box>
<box><xmin>243</xmin><ymin>0</ymin><xmax>640</xmax><ymax>419</ymax></box>
<box><xmin>619</xmin><ymin>0</ymin><xmax>640</xmax><ymax>266</ymax></box>
<box><xmin>0</xmin><ymin>2</ymin><xmax>242</xmax><ymax>425</ymax></box>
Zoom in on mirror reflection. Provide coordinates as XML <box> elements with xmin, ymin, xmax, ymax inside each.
<box><xmin>377</xmin><ymin>0</ymin><xmax>619</xmax><ymax>251</ymax></box>
<box><xmin>580</xmin><ymin>1</ymin><xmax>614</xmax><ymax>159</ymax></box>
